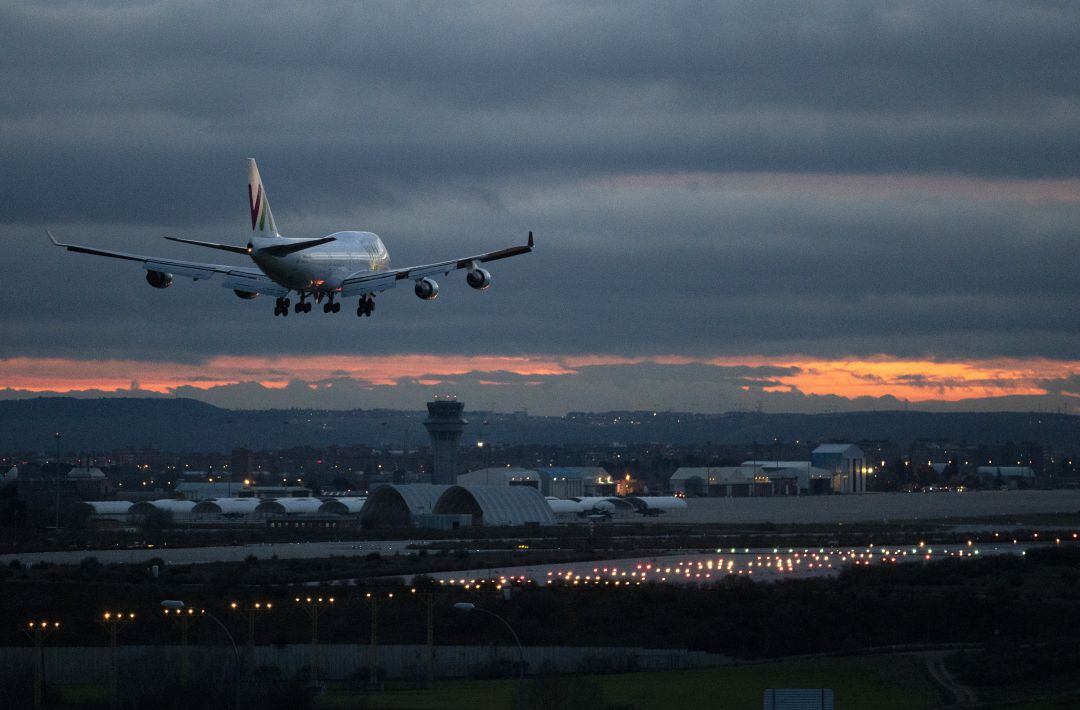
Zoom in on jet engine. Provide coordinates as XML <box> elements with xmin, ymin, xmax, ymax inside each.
<box><xmin>466</xmin><ymin>267</ymin><xmax>492</xmax><ymax>290</ymax></box>
<box><xmin>145</xmin><ymin>270</ymin><xmax>173</xmax><ymax>289</ymax></box>
<box><xmin>233</xmin><ymin>289</ymin><xmax>258</xmax><ymax>300</ymax></box>
<box><xmin>414</xmin><ymin>277</ymin><xmax>439</xmax><ymax>300</ymax></box>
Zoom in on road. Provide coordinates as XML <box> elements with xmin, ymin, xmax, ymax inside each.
<box><xmin>0</xmin><ymin>539</ymin><xmax>421</xmax><ymax>566</ymax></box>
<box><xmin>922</xmin><ymin>650</ymin><xmax>978</xmax><ymax>708</ymax></box>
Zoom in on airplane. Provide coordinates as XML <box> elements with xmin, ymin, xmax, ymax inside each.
<box><xmin>49</xmin><ymin>159</ymin><xmax>533</xmax><ymax>318</ymax></box>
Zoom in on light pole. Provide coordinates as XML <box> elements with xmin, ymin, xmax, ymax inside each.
<box><xmin>23</xmin><ymin>620</ymin><xmax>60</xmax><ymax>710</ymax></box>
<box><xmin>294</xmin><ymin>595</ymin><xmax>334</xmax><ymax>687</ymax></box>
<box><xmin>410</xmin><ymin>588</ymin><xmax>436</xmax><ymax>687</ymax></box>
<box><xmin>229</xmin><ymin>600</ymin><xmax>273</xmax><ymax>649</ymax></box>
<box><xmin>362</xmin><ymin>591</ymin><xmax>398</xmax><ymax>690</ymax></box>
<box><xmin>161</xmin><ymin>602</ymin><xmax>199</xmax><ymax>680</ymax></box>
<box><xmin>453</xmin><ymin>602</ymin><xmax>525</xmax><ymax>710</ymax></box>
<box><xmin>53</xmin><ymin>431</ymin><xmax>61</xmax><ymax>530</ymax></box>
<box><xmin>162</xmin><ymin>600</ymin><xmax>240</xmax><ymax>708</ymax></box>
<box><xmin>99</xmin><ymin>611</ymin><xmax>135</xmax><ymax>709</ymax></box>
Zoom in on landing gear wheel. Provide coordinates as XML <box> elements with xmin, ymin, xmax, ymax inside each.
<box><xmin>294</xmin><ymin>302</ymin><xmax>303</xmax><ymax>314</ymax></box>
<box><xmin>332</xmin><ymin>302</ymin><xmax>341</xmax><ymax>313</ymax></box>
<box><xmin>304</xmin><ymin>302</ymin><xmax>312</xmax><ymax>313</ymax></box>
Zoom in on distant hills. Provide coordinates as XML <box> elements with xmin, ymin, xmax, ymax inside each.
<box><xmin>0</xmin><ymin>397</ymin><xmax>1075</xmax><ymax>453</ymax></box>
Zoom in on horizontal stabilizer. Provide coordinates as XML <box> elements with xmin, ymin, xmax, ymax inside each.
<box><xmin>257</xmin><ymin>236</ymin><xmax>336</xmax><ymax>256</ymax></box>
<box><xmin>165</xmin><ymin>236</ymin><xmax>250</xmax><ymax>255</ymax></box>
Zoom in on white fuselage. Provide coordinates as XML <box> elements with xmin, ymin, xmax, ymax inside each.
<box><xmin>249</xmin><ymin>231</ymin><xmax>390</xmax><ymax>292</ymax></box>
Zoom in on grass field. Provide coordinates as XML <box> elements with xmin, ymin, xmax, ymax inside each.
<box><xmin>320</xmin><ymin>653</ymin><xmax>941</xmax><ymax>709</ymax></box>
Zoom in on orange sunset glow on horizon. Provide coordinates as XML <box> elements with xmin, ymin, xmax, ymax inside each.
<box><xmin>0</xmin><ymin>354</ymin><xmax>1075</xmax><ymax>406</ymax></box>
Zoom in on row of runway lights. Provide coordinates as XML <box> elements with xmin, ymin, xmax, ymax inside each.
<box><xmin>436</xmin><ymin>536</ymin><xmax>1078</xmax><ymax>588</ymax></box>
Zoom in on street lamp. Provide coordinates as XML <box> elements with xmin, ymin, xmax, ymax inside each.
<box><xmin>161</xmin><ymin>600</ymin><xmax>240</xmax><ymax>708</ymax></box>
<box><xmin>453</xmin><ymin>602</ymin><xmax>525</xmax><ymax>710</ymax></box>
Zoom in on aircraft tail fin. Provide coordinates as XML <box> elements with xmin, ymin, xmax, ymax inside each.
<box><xmin>247</xmin><ymin>159</ymin><xmax>280</xmax><ymax>237</ymax></box>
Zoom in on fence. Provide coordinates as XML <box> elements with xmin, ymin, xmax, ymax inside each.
<box><xmin>0</xmin><ymin>643</ymin><xmax>728</xmax><ymax>684</ymax></box>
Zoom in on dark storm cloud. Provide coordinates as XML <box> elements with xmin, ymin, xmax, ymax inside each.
<box><xmin>1039</xmin><ymin>374</ymin><xmax>1080</xmax><ymax>395</ymax></box>
<box><xmin>3</xmin><ymin>176</ymin><xmax>1079</xmax><ymax>362</ymax></box>
<box><xmin>4</xmin><ymin>1</ymin><xmax>1080</xmax><ymax>223</ymax></box>
<box><xmin>1</xmin><ymin>1</ymin><xmax>1079</xmax><ymax>413</ymax></box>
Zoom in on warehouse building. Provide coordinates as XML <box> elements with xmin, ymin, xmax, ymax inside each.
<box><xmin>742</xmin><ymin>461</ymin><xmax>835</xmax><ymax>495</ymax></box>
<box><xmin>457</xmin><ymin>467</ymin><xmax>547</xmax><ymax>494</ymax></box>
<box><xmin>976</xmin><ymin>466</ymin><xmax>1036</xmax><ymax>488</ymax></box>
<box><xmin>545</xmin><ymin>467</ymin><xmax>615</xmax><ymax>498</ymax></box>
<box><xmin>670</xmin><ymin>467</ymin><xmax>773</xmax><ymax>497</ymax></box>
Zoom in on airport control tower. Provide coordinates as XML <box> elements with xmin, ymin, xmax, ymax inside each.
<box><xmin>424</xmin><ymin>399</ymin><xmax>467</xmax><ymax>485</ymax></box>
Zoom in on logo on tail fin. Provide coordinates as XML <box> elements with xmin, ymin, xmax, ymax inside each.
<box><xmin>248</xmin><ymin>184</ymin><xmax>265</xmax><ymax>231</ymax></box>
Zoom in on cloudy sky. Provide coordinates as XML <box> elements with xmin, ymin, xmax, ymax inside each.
<box><xmin>2</xmin><ymin>1</ymin><xmax>1078</xmax><ymax>415</ymax></box>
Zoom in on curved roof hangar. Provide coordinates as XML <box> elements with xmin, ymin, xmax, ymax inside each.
<box><xmin>360</xmin><ymin>484</ymin><xmax>449</xmax><ymax>527</ymax></box>
<box><xmin>433</xmin><ymin>485</ymin><xmax>555</xmax><ymax>526</ymax></box>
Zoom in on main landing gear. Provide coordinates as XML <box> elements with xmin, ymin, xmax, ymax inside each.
<box><xmin>294</xmin><ymin>294</ymin><xmax>312</xmax><ymax>314</ymax></box>
<box><xmin>357</xmin><ymin>294</ymin><xmax>375</xmax><ymax>317</ymax></box>
<box><xmin>275</xmin><ymin>293</ymin><xmax>347</xmax><ymax>316</ymax></box>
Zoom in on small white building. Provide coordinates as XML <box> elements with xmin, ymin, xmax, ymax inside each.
<box><xmin>811</xmin><ymin>444</ymin><xmax>867</xmax><ymax>494</ymax></box>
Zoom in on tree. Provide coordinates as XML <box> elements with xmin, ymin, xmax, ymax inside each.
<box><xmin>683</xmin><ymin>476</ymin><xmax>705</xmax><ymax>498</ymax></box>
<box><xmin>139</xmin><ymin>508</ymin><xmax>174</xmax><ymax>543</ymax></box>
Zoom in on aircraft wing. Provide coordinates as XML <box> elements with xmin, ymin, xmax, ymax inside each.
<box><xmin>340</xmin><ymin>231</ymin><xmax>533</xmax><ymax>297</ymax></box>
<box><xmin>48</xmin><ymin>232</ymin><xmax>290</xmax><ymax>297</ymax></box>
